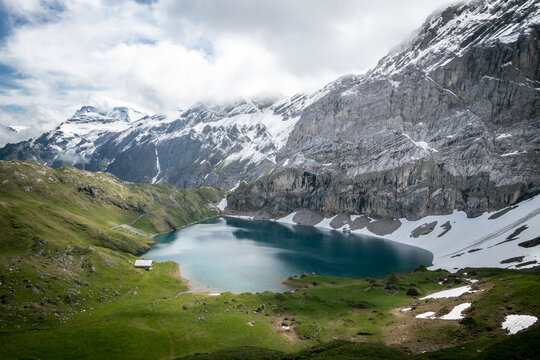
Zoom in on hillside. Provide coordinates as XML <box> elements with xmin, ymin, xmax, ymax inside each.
<box><xmin>0</xmin><ymin>160</ymin><xmax>225</xmax><ymax>330</ymax></box>
<box><xmin>1</xmin><ymin>263</ymin><xmax>539</xmax><ymax>359</ymax></box>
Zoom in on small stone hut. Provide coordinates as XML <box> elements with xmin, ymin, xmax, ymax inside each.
<box><xmin>134</xmin><ymin>259</ymin><xmax>153</xmax><ymax>271</ymax></box>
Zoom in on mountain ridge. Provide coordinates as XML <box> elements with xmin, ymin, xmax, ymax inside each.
<box><xmin>1</xmin><ymin>0</ymin><xmax>539</xmax><ymax>220</ymax></box>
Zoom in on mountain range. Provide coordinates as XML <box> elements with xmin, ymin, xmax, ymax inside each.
<box><xmin>1</xmin><ymin>0</ymin><xmax>539</xmax><ymax>221</ymax></box>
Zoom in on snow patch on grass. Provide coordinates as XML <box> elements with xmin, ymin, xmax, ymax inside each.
<box><xmin>416</xmin><ymin>311</ymin><xmax>436</xmax><ymax>319</ymax></box>
<box><xmin>440</xmin><ymin>303</ymin><xmax>471</xmax><ymax>320</ymax></box>
<box><xmin>420</xmin><ymin>285</ymin><xmax>473</xmax><ymax>299</ymax></box>
<box><xmin>501</xmin><ymin>315</ymin><xmax>538</xmax><ymax>335</ymax></box>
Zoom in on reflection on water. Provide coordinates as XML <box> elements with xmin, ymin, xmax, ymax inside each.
<box><xmin>141</xmin><ymin>217</ymin><xmax>433</xmax><ymax>293</ymax></box>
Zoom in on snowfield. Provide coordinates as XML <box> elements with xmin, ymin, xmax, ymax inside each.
<box><xmin>216</xmin><ymin>198</ymin><xmax>228</xmax><ymax>211</ymax></box>
<box><xmin>270</xmin><ymin>194</ymin><xmax>540</xmax><ymax>272</ymax></box>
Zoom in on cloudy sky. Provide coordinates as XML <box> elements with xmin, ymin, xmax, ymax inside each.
<box><xmin>0</xmin><ymin>0</ymin><xmax>459</xmax><ymax>145</ymax></box>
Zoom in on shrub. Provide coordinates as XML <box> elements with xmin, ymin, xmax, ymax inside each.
<box><xmin>295</xmin><ymin>323</ymin><xmax>320</xmax><ymax>340</ymax></box>
<box><xmin>414</xmin><ymin>264</ymin><xmax>427</xmax><ymax>272</ymax></box>
<box><xmin>459</xmin><ymin>316</ymin><xmax>478</xmax><ymax>334</ymax></box>
<box><xmin>385</xmin><ymin>273</ymin><xmax>399</xmax><ymax>284</ymax></box>
<box><xmin>405</xmin><ymin>287</ymin><xmax>421</xmax><ymax>296</ymax></box>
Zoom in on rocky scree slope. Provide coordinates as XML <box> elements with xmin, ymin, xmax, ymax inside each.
<box><xmin>228</xmin><ymin>0</ymin><xmax>540</xmax><ymax>220</ymax></box>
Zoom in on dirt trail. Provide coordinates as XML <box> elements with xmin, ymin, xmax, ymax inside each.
<box><xmin>111</xmin><ymin>213</ymin><xmax>146</xmax><ymax>230</ymax></box>
<box><xmin>152</xmin><ymin>263</ymin><xmax>189</xmax><ymax>307</ymax></box>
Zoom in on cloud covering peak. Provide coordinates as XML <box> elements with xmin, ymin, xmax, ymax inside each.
<box><xmin>0</xmin><ymin>0</ymin><xmax>458</xmax><ymax>146</ymax></box>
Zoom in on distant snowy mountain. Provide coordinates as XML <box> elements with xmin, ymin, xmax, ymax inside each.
<box><xmin>0</xmin><ymin>83</ymin><xmax>343</xmax><ymax>189</ymax></box>
<box><xmin>0</xmin><ymin>106</ymin><xmax>164</xmax><ymax>171</ymax></box>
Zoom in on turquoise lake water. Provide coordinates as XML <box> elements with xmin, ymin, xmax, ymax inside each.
<box><xmin>141</xmin><ymin>217</ymin><xmax>433</xmax><ymax>293</ymax></box>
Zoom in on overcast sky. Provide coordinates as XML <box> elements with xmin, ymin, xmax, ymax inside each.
<box><xmin>0</xmin><ymin>0</ymin><xmax>460</xmax><ymax>146</ymax></box>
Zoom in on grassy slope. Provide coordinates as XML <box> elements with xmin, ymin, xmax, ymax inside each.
<box><xmin>170</xmin><ymin>269</ymin><xmax>540</xmax><ymax>360</ymax></box>
<box><xmin>0</xmin><ymin>160</ymin><xmax>224</xmax><ymax>333</ymax></box>
<box><xmin>0</xmin><ymin>161</ymin><xmax>538</xmax><ymax>359</ymax></box>
<box><xmin>2</xmin><ymin>265</ymin><xmax>539</xmax><ymax>359</ymax></box>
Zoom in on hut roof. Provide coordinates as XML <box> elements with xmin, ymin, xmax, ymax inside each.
<box><xmin>134</xmin><ymin>260</ymin><xmax>153</xmax><ymax>267</ymax></box>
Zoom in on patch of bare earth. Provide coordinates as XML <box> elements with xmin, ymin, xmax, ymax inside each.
<box><xmin>272</xmin><ymin>315</ymin><xmax>301</xmax><ymax>343</ymax></box>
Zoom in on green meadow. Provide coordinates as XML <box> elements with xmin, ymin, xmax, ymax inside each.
<box><xmin>0</xmin><ymin>161</ymin><xmax>538</xmax><ymax>359</ymax></box>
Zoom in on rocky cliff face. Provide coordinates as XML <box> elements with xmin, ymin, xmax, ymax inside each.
<box><xmin>228</xmin><ymin>0</ymin><xmax>540</xmax><ymax>219</ymax></box>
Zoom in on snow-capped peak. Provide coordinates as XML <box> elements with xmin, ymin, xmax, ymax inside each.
<box><xmin>372</xmin><ymin>0</ymin><xmax>540</xmax><ymax>76</ymax></box>
<box><xmin>110</xmin><ymin>107</ymin><xmax>148</xmax><ymax>123</ymax></box>
<box><xmin>70</xmin><ymin>105</ymin><xmax>149</xmax><ymax>123</ymax></box>
<box><xmin>179</xmin><ymin>98</ymin><xmax>278</xmax><ymax>128</ymax></box>
<box><xmin>72</xmin><ymin>105</ymin><xmax>107</xmax><ymax>119</ymax></box>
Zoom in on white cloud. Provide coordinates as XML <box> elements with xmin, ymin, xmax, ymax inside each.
<box><xmin>0</xmin><ymin>0</ymin><xmax>461</xmax><ymax>146</ymax></box>
<box><xmin>0</xmin><ymin>104</ymin><xmax>64</xmax><ymax>145</ymax></box>
<box><xmin>2</xmin><ymin>0</ymin><xmax>45</xmax><ymax>16</ymax></box>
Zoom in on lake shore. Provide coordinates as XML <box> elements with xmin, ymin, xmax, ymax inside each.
<box><xmin>139</xmin><ymin>216</ymin><xmax>432</xmax><ymax>294</ymax></box>
<box><xmin>223</xmin><ymin>194</ymin><xmax>540</xmax><ymax>273</ymax></box>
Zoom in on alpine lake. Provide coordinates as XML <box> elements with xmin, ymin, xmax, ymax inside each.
<box><xmin>141</xmin><ymin>217</ymin><xmax>433</xmax><ymax>293</ymax></box>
